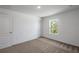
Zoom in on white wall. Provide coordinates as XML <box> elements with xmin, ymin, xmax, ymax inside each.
<box><xmin>13</xmin><ymin>12</ymin><xmax>41</xmax><ymax>45</ymax></box>
<box><xmin>41</xmin><ymin>8</ymin><xmax>79</xmax><ymax>47</ymax></box>
<box><xmin>0</xmin><ymin>8</ymin><xmax>41</xmax><ymax>49</ymax></box>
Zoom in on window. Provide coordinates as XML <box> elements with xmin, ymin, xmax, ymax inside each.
<box><xmin>49</xmin><ymin>19</ymin><xmax>58</xmax><ymax>34</ymax></box>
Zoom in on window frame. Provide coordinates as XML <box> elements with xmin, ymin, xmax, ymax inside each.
<box><xmin>49</xmin><ymin>19</ymin><xmax>59</xmax><ymax>35</ymax></box>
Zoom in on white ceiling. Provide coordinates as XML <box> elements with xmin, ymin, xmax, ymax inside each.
<box><xmin>0</xmin><ymin>5</ymin><xmax>79</xmax><ymax>17</ymax></box>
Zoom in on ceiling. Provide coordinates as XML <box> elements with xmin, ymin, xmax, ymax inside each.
<box><xmin>0</xmin><ymin>5</ymin><xmax>79</xmax><ymax>17</ymax></box>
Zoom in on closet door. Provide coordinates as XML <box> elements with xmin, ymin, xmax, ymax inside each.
<box><xmin>0</xmin><ymin>13</ymin><xmax>13</xmax><ymax>38</ymax></box>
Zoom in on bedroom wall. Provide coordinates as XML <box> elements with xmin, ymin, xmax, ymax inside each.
<box><xmin>41</xmin><ymin>8</ymin><xmax>79</xmax><ymax>47</ymax></box>
<box><xmin>0</xmin><ymin>8</ymin><xmax>41</xmax><ymax>49</ymax></box>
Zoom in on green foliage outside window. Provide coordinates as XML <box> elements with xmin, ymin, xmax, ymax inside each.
<box><xmin>50</xmin><ymin>20</ymin><xmax>58</xmax><ymax>34</ymax></box>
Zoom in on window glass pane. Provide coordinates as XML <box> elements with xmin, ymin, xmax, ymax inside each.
<box><xmin>49</xmin><ymin>19</ymin><xmax>58</xmax><ymax>34</ymax></box>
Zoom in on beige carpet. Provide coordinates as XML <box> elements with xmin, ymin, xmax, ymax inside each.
<box><xmin>0</xmin><ymin>38</ymin><xmax>78</xmax><ymax>53</ymax></box>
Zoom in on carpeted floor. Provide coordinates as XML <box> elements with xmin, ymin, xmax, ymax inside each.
<box><xmin>0</xmin><ymin>38</ymin><xmax>78</xmax><ymax>53</ymax></box>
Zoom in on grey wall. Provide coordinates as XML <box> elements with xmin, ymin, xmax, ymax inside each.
<box><xmin>41</xmin><ymin>8</ymin><xmax>79</xmax><ymax>47</ymax></box>
<box><xmin>0</xmin><ymin>8</ymin><xmax>41</xmax><ymax>49</ymax></box>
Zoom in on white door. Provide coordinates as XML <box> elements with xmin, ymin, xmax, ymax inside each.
<box><xmin>0</xmin><ymin>13</ymin><xmax>13</xmax><ymax>47</ymax></box>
